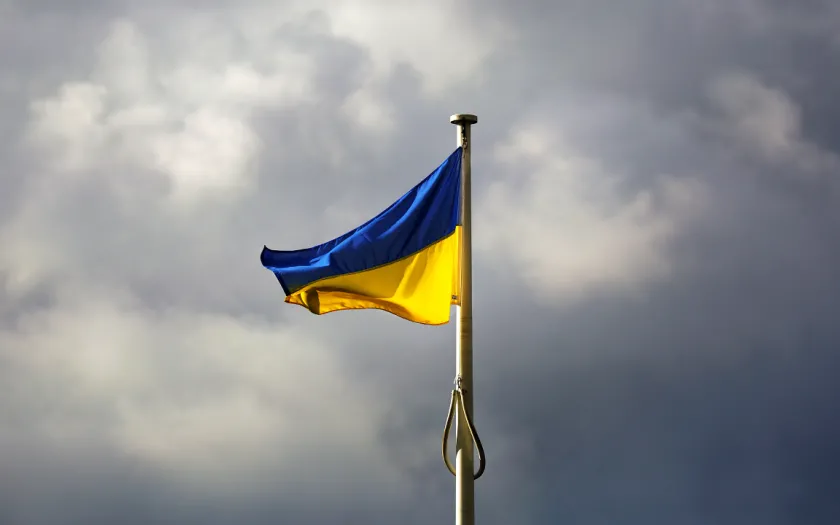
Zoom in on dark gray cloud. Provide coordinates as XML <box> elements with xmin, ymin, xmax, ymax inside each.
<box><xmin>2</xmin><ymin>1</ymin><xmax>840</xmax><ymax>524</ymax></box>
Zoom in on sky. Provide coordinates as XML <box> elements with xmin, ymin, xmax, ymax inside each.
<box><xmin>2</xmin><ymin>1</ymin><xmax>840</xmax><ymax>524</ymax></box>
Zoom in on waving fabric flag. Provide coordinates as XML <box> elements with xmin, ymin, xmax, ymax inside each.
<box><xmin>260</xmin><ymin>148</ymin><xmax>462</xmax><ymax>325</ymax></box>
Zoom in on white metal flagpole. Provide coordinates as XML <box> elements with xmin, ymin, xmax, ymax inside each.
<box><xmin>451</xmin><ymin>113</ymin><xmax>478</xmax><ymax>525</ymax></box>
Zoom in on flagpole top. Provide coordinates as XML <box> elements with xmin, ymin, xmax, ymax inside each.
<box><xmin>450</xmin><ymin>114</ymin><xmax>478</xmax><ymax>126</ymax></box>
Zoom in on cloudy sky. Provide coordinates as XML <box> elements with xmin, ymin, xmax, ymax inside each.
<box><xmin>2</xmin><ymin>1</ymin><xmax>840</xmax><ymax>524</ymax></box>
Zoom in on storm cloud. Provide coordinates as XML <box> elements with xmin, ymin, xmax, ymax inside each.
<box><xmin>2</xmin><ymin>1</ymin><xmax>840</xmax><ymax>524</ymax></box>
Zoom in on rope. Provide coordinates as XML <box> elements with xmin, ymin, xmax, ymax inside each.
<box><xmin>441</xmin><ymin>376</ymin><xmax>486</xmax><ymax>479</ymax></box>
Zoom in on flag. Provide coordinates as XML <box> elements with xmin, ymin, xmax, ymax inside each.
<box><xmin>260</xmin><ymin>148</ymin><xmax>462</xmax><ymax>325</ymax></box>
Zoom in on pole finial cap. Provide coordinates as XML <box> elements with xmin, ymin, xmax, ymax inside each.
<box><xmin>450</xmin><ymin>114</ymin><xmax>478</xmax><ymax>125</ymax></box>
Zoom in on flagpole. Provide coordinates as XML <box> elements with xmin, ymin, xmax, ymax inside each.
<box><xmin>451</xmin><ymin>113</ymin><xmax>477</xmax><ymax>525</ymax></box>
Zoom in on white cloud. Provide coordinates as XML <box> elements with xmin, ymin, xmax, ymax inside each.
<box><xmin>149</xmin><ymin>107</ymin><xmax>260</xmax><ymax>199</ymax></box>
<box><xmin>322</xmin><ymin>0</ymin><xmax>506</xmax><ymax>95</ymax></box>
<box><xmin>26</xmin><ymin>17</ymin><xmax>316</xmax><ymax>206</ymax></box>
<box><xmin>28</xmin><ymin>82</ymin><xmax>110</xmax><ymax>174</ymax></box>
<box><xmin>0</xmin><ymin>288</ymin><xmax>397</xmax><ymax>494</ymax></box>
<box><xmin>341</xmin><ymin>81</ymin><xmax>396</xmax><ymax>135</ymax></box>
<box><xmin>709</xmin><ymin>72</ymin><xmax>801</xmax><ymax>158</ymax></box>
<box><xmin>709</xmin><ymin>72</ymin><xmax>840</xmax><ymax>174</ymax></box>
<box><xmin>476</xmin><ymin>122</ymin><xmax>705</xmax><ymax>301</ymax></box>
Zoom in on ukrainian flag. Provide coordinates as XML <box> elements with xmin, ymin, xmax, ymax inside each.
<box><xmin>260</xmin><ymin>148</ymin><xmax>463</xmax><ymax>325</ymax></box>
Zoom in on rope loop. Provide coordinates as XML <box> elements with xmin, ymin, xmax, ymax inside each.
<box><xmin>441</xmin><ymin>376</ymin><xmax>486</xmax><ymax>479</ymax></box>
